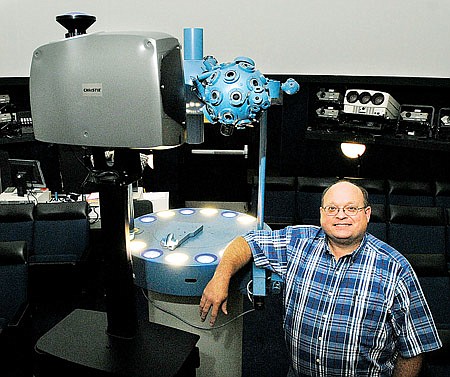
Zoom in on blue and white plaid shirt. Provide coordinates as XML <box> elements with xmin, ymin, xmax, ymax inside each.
<box><xmin>244</xmin><ymin>225</ymin><xmax>442</xmax><ymax>376</ymax></box>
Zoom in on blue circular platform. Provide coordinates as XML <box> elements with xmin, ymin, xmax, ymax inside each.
<box><xmin>130</xmin><ymin>208</ymin><xmax>266</xmax><ymax>296</ymax></box>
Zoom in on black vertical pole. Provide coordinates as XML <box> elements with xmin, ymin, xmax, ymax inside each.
<box><xmin>92</xmin><ymin>148</ymin><xmax>141</xmax><ymax>339</ymax></box>
<box><xmin>100</xmin><ymin>183</ymin><xmax>137</xmax><ymax>338</ymax></box>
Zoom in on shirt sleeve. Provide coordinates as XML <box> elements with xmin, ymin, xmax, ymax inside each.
<box><xmin>243</xmin><ymin>227</ymin><xmax>292</xmax><ymax>277</ymax></box>
<box><xmin>391</xmin><ymin>269</ymin><xmax>442</xmax><ymax>357</ymax></box>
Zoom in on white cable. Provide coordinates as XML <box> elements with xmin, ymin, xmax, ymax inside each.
<box><xmin>27</xmin><ymin>190</ymin><xmax>38</xmax><ymax>204</ymax></box>
<box><xmin>247</xmin><ymin>279</ymin><xmax>254</xmax><ymax>304</ymax></box>
<box><xmin>141</xmin><ymin>289</ymin><xmax>255</xmax><ymax>331</ymax></box>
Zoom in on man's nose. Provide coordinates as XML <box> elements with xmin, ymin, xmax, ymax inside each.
<box><xmin>335</xmin><ymin>208</ymin><xmax>348</xmax><ymax>217</ymax></box>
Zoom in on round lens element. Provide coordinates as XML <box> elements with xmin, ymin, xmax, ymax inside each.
<box><xmin>346</xmin><ymin>90</ymin><xmax>359</xmax><ymax>103</ymax></box>
<box><xmin>371</xmin><ymin>92</ymin><xmax>385</xmax><ymax>106</ymax></box>
<box><xmin>358</xmin><ymin>92</ymin><xmax>371</xmax><ymax>104</ymax></box>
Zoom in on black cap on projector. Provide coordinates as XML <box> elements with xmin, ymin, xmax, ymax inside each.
<box><xmin>56</xmin><ymin>11</ymin><xmax>96</xmax><ymax>38</ymax></box>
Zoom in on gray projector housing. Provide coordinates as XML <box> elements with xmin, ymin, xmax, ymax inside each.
<box><xmin>30</xmin><ymin>31</ymin><xmax>186</xmax><ymax>148</ymax></box>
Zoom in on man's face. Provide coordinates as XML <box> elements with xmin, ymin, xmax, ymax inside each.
<box><xmin>320</xmin><ymin>182</ymin><xmax>371</xmax><ymax>247</ymax></box>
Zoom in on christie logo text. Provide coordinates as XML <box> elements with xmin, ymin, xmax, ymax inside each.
<box><xmin>82</xmin><ymin>83</ymin><xmax>103</xmax><ymax>97</ymax></box>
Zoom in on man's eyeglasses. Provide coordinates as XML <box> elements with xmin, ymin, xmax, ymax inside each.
<box><xmin>321</xmin><ymin>205</ymin><xmax>367</xmax><ymax>216</ymax></box>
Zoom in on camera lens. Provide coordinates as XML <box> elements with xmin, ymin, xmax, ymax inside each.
<box><xmin>371</xmin><ymin>92</ymin><xmax>385</xmax><ymax>106</ymax></box>
<box><xmin>346</xmin><ymin>90</ymin><xmax>359</xmax><ymax>103</ymax></box>
<box><xmin>358</xmin><ymin>92</ymin><xmax>371</xmax><ymax>104</ymax></box>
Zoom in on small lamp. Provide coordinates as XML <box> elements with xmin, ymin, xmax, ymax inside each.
<box><xmin>340</xmin><ymin>142</ymin><xmax>366</xmax><ymax>159</ymax></box>
<box><xmin>341</xmin><ymin>142</ymin><xmax>366</xmax><ymax>177</ymax></box>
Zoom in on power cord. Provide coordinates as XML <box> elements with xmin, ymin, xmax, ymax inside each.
<box><xmin>141</xmin><ymin>288</ymin><xmax>255</xmax><ymax>331</ymax></box>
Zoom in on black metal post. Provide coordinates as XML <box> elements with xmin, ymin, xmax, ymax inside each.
<box><xmin>92</xmin><ymin>148</ymin><xmax>142</xmax><ymax>339</ymax></box>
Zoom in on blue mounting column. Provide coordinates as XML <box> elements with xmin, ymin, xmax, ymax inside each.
<box><xmin>183</xmin><ymin>27</ymin><xmax>205</xmax><ymax>144</ymax></box>
<box><xmin>183</xmin><ymin>28</ymin><xmax>204</xmax><ymax>86</ymax></box>
<box><xmin>252</xmin><ymin>110</ymin><xmax>268</xmax><ymax>308</ymax></box>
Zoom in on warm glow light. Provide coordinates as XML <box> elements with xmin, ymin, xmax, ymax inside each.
<box><xmin>157</xmin><ymin>210</ymin><xmax>176</xmax><ymax>218</ymax></box>
<box><xmin>200</xmin><ymin>208</ymin><xmax>218</xmax><ymax>216</ymax></box>
<box><xmin>222</xmin><ymin>211</ymin><xmax>238</xmax><ymax>218</ymax></box>
<box><xmin>142</xmin><ymin>249</ymin><xmax>163</xmax><ymax>259</ymax></box>
<box><xmin>130</xmin><ymin>241</ymin><xmax>147</xmax><ymax>252</ymax></box>
<box><xmin>237</xmin><ymin>215</ymin><xmax>257</xmax><ymax>225</ymax></box>
<box><xmin>139</xmin><ymin>215</ymin><xmax>156</xmax><ymax>223</ymax></box>
<box><xmin>340</xmin><ymin>143</ymin><xmax>366</xmax><ymax>159</ymax></box>
<box><xmin>195</xmin><ymin>253</ymin><xmax>217</xmax><ymax>264</ymax></box>
<box><xmin>165</xmin><ymin>252</ymin><xmax>189</xmax><ymax>265</ymax></box>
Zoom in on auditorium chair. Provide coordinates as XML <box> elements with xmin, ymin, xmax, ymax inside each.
<box><xmin>366</xmin><ymin>203</ymin><xmax>387</xmax><ymax>242</ymax></box>
<box><xmin>387</xmin><ymin>179</ymin><xmax>435</xmax><ymax>207</ymax></box>
<box><xmin>30</xmin><ymin>201</ymin><xmax>90</xmax><ymax>265</ymax></box>
<box><xmin>0</xmin><ymin>203</ymin><xmax>34</xmax><ymax>253</ymax></box>
<box><xmin>296</xmin><ymin>176</ymin><xmax>337</xmax><ymax>225</ymax></box>
<box><xmin>252</xmin><ymin>176</ymin><xmax>297</xmax><ymax>229</ymax></box>
<box><xmin>29</xmin><ymin>201</ymin><xmax>90</xmax><ymax>301</ymax></box>
<box><xmin>0</xmin><ymin>240</ymin><xmax>31</xmax><ymax>376</ymax></box>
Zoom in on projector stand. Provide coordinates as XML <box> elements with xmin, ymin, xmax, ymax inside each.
<box><xmin>35</xmin><ymin>149</ymin><xmax>199</xmax><ymax>377</ymax></box>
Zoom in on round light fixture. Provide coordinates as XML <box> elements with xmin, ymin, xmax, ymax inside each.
<box><xmin>142</xmin><ymin>249</ymin><xmax>163</xmax><ymax>259</ymax></box>
<box><xmin>340</xmin><ymin>143</ymin><xmax>366</xmax><ymax>159</ymax></box>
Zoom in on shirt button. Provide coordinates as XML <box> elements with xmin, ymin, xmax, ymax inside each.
<box><xmin>322</xmin><ymin>314</ymin><xmax>327</xmax><ymax>319</ymax></box>
<box><xmin>328</xmin><ymin>291</ymin><xmax>333</xmax><ymax>296</ymax></box>
<box><xmin>316</xmin><ymin>359</ymin><xmax>321</xmax><ymax>364</ymax></box>
<box><xmin>318</xmin><ymin>336</ymin><xmax>322</xmax><ymax>341</ymax></box>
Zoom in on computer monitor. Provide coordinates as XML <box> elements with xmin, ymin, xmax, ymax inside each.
<box><xmin>9</xmin><ymin>159</ymin><xmax>46</xmax><ymax>190</ymax></box>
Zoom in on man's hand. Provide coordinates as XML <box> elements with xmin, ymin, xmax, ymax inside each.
<box><xmin>198</xmin><ymin>236</ymin><xmax>253</xmax><ymax>326</ymax></box>
<box><xmin>393</xmin><ymin>354</ymin><xmax>423</xmax><ymax>377</ymax></box>
<box><xmin>199</xmin><ymin>274</ymin><xmax>230</xmax><ymax>326</ymax></box>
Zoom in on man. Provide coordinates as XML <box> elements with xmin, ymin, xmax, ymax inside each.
<box><xmin>199</xmin><ymin>180</ymin><xmax>442</xmax><ymax>376</ymax></box>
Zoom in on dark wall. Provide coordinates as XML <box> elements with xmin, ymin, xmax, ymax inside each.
<box><xmin>3</xmin><ymin>75</ymin><xmax>450</xmax><ymax>204</ymax></box>
<box><xmin>263</xmin><ymin>75</ymin><xmax>450</xmax><ymax>181</ymax></box>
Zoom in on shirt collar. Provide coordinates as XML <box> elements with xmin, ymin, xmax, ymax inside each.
<box><xmin>322</xmin><ymin>231</ymin><xmax>368</xmax><ymax>263</ymax></box>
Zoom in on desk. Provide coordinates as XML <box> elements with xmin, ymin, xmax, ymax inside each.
<box><xmin>35</xmin><ymin>309</ymin><xmax>200</xmax><ymax>377</ymax></box>
<box><xmin>0</xmin><ymin>188</ymin><xmax>51</xmax><ymax>204</ymax></box>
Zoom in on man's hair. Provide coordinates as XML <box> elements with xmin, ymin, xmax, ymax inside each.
<box><xmin>321</xmin><ymin>180</ymin><xmax>370</xmax><ymax>207</ymax></box>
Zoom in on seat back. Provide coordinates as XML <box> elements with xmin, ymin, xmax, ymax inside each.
<box><xmin>344</xmin><ymin>177</ymin><xmax>387</xmax><ymax>205</ymax></box>
<box><xmin>0</xmin><ymin>241</ymin><xmax>28</xmax><ymax>329</ymax></box>
<box><xmin>133</xmin><ymin>199</ymin><xmax>153</xmax><ymax>218</ymax></box>
<box><xmin>0</xmin><ymin>203</ymin><xmax>34</xmax><ymax>252</ymax></box>
<box><xmin>252</xmin><ymin>176</ymin><xmax>297</xmax><ymax>228</ymax></box>
<box><xmin>388</xmin><ymin>179</ymin><xmax>435</xmax><ymax>206</ymax></box>
<box><xmin>367</xmin><ymin>203</ymin><xmax>387</xmax><ymax>242</ymax></box>
<box><xmin>297</xmin><ymin>176</ymin><xmax>337</xmax><ymax>224</ymax></box>
<box><xmin>419</xmin><ymin>276</ymin><xmax>450</xmax><ymax>366</ymax></box>
<box><xmin>387</xmin><ymin>205</ymin><xmax>447</xmax><ymax>276</ymax></box>
<box><xmin>31</xmin><ymin>201</ymin><xmax>89</xmax><ymax>264</ymax></box>
<box><xmin>435</xmin><ymin>181</ymin><xmax>450</xmax><ymax>208</ymax></box>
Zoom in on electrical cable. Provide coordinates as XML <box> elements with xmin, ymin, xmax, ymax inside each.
<box><xmin>141</xmin><ymin>288</ymin><xmax>255</xmax><ymax>331</ymax></box>
<box><xmin>26</xmin><ymin>190</ymin><xmax>38</xmax><ymax>204</ymax></box>
<box><xmin>70</xmin><ymin>146</ymin><xmax>94</xmax><ymax>173</ymax></box>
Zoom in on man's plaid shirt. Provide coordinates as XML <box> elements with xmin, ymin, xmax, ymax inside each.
<box><xmin>244</xmin><ymin>225</ymin><xmax>442</xmax><ymax>376</ymax></box>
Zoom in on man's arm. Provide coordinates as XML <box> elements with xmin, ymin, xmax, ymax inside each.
<box><xmin>392</xmin><ymin>354</ymin><xmax>423</xmax><ymax>377</ymax></box>
<box><xmin>199</xmin><ymin>236</ymin><xmax>252</xmax><ymax>326</ymax></box>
